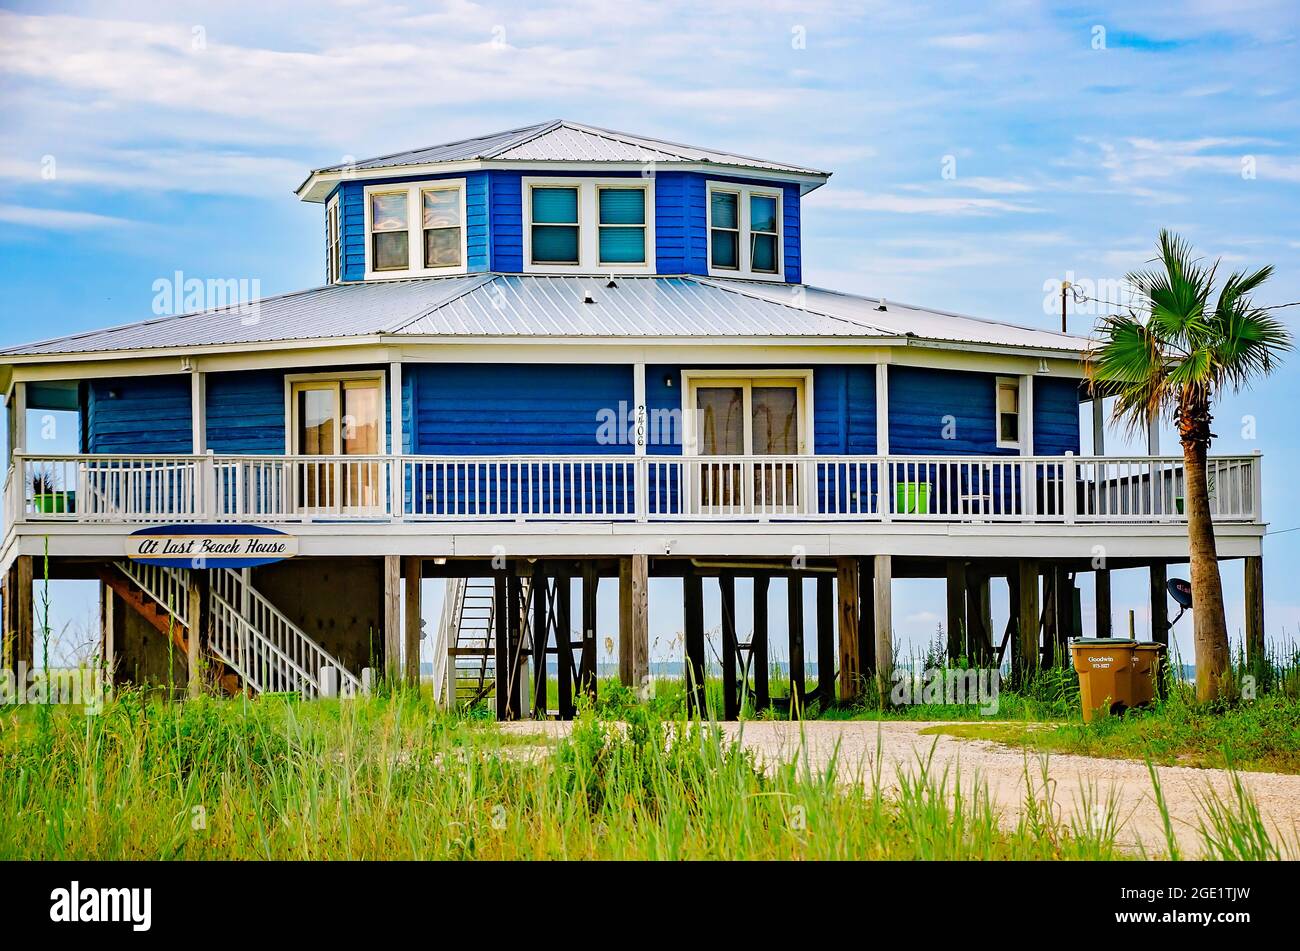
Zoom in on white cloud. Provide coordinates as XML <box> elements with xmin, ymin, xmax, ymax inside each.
<box><xmin>0</xmin><ymin>204</ymin><xmax>134</xmax><ymax>230</ymax></box>
<box><xmin>814</xmin><ymin>189</ymin><xmax>1039</xmax><ymax>215</ymax></box>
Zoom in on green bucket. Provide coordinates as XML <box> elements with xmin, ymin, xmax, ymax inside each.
<box><xmin>894</xmin><ymin>481</ymin><xmax>930</xmax><ymax>514</ymax></box>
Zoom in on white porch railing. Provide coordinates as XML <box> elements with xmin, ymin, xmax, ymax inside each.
<box><xmin>6</xmin><ymin>451</ymin><xmax>1263</xmax><ymax>526</ymax></box>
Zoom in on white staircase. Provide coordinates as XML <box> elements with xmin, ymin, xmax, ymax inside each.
<box><xmin>116</xmin><ymin>561</ymin><xmax>363</xmax><ymax>699</ymax></box>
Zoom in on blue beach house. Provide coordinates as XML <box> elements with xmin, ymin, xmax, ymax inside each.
<box><xmin>0</xmin><ymin>121</ymin><xmax>1265</xmax><ymax>717</ymax></box>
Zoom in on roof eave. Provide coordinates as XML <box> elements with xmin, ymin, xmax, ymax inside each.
<box><xmin>295</xmin><ymin>160</ymin><xmax>830</xmax><ymax>203</ymax></box>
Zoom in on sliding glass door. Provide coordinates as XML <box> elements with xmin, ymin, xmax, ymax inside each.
<box><xmin>691</xmin><ymin>376</ymin><xmax>806</xmax><ymax>513</ymax></box>
<box><xmin>292</xmin><ymin>377</ymin><xmax>384</xmax><ymax>514</ymax></box>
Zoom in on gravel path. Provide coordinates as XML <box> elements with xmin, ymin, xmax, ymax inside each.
<box><xmin>503</xmin><ymin>719</ymin><xmax>1300</xmax><ymax>857</ymax></box>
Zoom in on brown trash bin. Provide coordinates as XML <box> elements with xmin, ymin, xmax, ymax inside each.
<box><xmin>1070</xmin><ymin>638</ymin><xmax>1138</xmax><ymax>722</ymax></box>
<box><xmin>1132</xmin><ymin>643</ymin><xmax>1166</xmax><ymax>707</ymax></box>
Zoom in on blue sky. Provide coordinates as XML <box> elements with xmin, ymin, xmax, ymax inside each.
<box><xmin>1</xmin><ymin>0</ymin><xmax>1298</xmax><ymax>666</ymax></box>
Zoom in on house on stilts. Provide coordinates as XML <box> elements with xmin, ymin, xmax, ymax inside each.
<box><xmin>0</xmin><ymin>120</ymin><xmax>1266</xmax><ymax>716</ymax></box>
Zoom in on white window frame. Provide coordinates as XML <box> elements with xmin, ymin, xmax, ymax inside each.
<box><xmin>681</xmin><ymin>369</ymin><xmax>813</xmax><ymax>457</ymax></box>
<box><xmin>325</xmin><ymin>193</ymin><xmax>341</xmax><ymax>284</ymax></box>
<box><xmin>995</xmin><ymin>375</ymin><xmax>1022</xmax><ymax>450</ymax></box>
<box><xmin>284</xmin><ymin>370</ymin><xmax>389</xmax><ymax>455</ymax></box>
<box><xmin>363</xmin><ymin>179</ymin><xmax>468</xmax><ymax>280</ymax></box>
<box><xmin>706</xmin><ymin>181</ymin><xmax>784</xmax><ymax>281</ymax></box>
<box><xmin>522</xmin><ymin>177</ymin><xmax>656</xmax><ymax>274</ymax></box>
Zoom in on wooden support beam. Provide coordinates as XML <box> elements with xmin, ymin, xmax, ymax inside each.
<box><xmin>945</xmin><ymin>561</ymin><xmax>966</xmax><ymax>663</ymax></box>
<box><xmin>101</xmin><ymin>581</ymin><xmax>116</xmax><ymax>689</ymax></box>
<box><xmin>580</xmin><ymin>562</ymin><xmax>598</xmax><ymax>699</ymax></box>
<box><xmin>494</xmin><ymin>573</ymin><xmax>510</xmax><ymax>721</ymax></box>
<box><xmin>7</xmin><ymin>557</ymin><xmax>35</xmax><ymax>674</ymax></box>
<box><xmin>965</xmin><ymin>566</ymin><xmax>990</xmax><ymax>664</ymax></box>
<box><xmin>383</xmin><ymin>554</ymin><xmax>401</xmax><ymax>685</ymax></box>
<box><xmin>836</xmin><ymin>558</ymin><xmax>861</xmax><ymax>702</ymax></box>
<box><xmin>683</xmin><ymin>570</ymin><xmax>706</xmax><ymax>716</ymax></box>
<box><xmin>556</xmin><ymin>569</ymin><xmax>574</xmax><ymax>718</ymax></box>
<box><xmin>1041</xmin><ymin>567</ymin><xmax>1058</xmax><ymax>666</ymax></box>
<box><xmin>816</xmin><ymin>575</ymin><xmax>835</xmax><ymax>707</ymax></box>
<box><xmin>403</xmin><ymin>556</ymin><xmax>422</xmax><ymax>688</ymax></box>
<box><xmin>787</xmin><ymin>575</ymin><xmax>805</xmax><ymax>710</ymax></box>
<box><xmin>618</xmin><ymin>555</ymin><xmax>649</xmax><ymax>690</ymax></box>
<box><xmin>532</xmin><ymin>562</ymin><xmax>549</xmax><ymax>718</ymax></box>
<box><xmin>506</xmin><ymin>574</ymin><xmax>524</xmax><ymax>719</ymax></box>
<box><xmin>873</xmin><ymin>555</ymin><xmax>892</xmax><ymax>692</ymax></box>
<box><xmin>186</xmin><ymin>574</ymin><xmax>203</xmax><ymax>698</ymax></box>
<box><xmin>1245</xmin><ymin>556</ymin><xmax>1264</xmax><ymax>663</ymax></box>
<box><xmin>752</xmin><ymin>575</ymin><xmax>770</xmax><ymax>711</ymax></box>
<box><xmin>1095</xmin><ymin>568</ymin><xmax>1113</xmax><ymax>638</ymax></box>
<box><xmin>1150</xmin><ymin>563</ymin><xmax>1169</xmax><ymax>646</ymax></box>
<box><xmin>719</xmin><ymin>574</ymin><xmax>739</xmax><ymax>719</ymax></box>
<box><xmin>1016</xmin><ymin>560</ymin><xmax>1040</xmax><ymax>684</ymax></box>
<box><xmin>858</xmin><ymin>557</ymin><xmax>876</xmax><ymax>676</ymax></box>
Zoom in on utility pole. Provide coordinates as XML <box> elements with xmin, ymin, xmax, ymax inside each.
<box><xmin>1060</xmin><ymin>279</ymin><xmax>1070</xmax><ymax>333</ymax></box>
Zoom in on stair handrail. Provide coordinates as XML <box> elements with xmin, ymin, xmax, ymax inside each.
<box><xmin>213</xmin><ymin>568</ymin><xmax>363</xmax><ymax>697</ymax></box>
<box><xmin>433</xmin><ymin>577</ymin><xmax>466</xmax><ymax>705</ymax></box>
<box><xmin>208</xmin><ymin>586</ymin><xmax>317</xmax><ymax>695</ymax></box>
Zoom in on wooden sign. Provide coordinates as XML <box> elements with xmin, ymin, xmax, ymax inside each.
<box><xmin>126</xmin><ymin>525</ymin><xmax>297</xmax><ymax>569</ymax></box>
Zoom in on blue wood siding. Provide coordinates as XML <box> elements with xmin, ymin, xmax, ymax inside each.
<box><xmin>812</xmin><ymin>366</ymin><xmax>874</xmax><ymax>452</ymax></box>
<box><xmin>654</xmin><ymin>172</ymin><xmax>706</xmax><ymax>275</ymax></box>
<box><xmin>1032</xmin><ymin>376</ymin><xmax>1083</xmax><ymax>456</ymax></box>
<box><xmin>206</xmin><ymin>369</ymin><xmax>286</xmax><ymax>454</ymax></box>
<box><xmin>645</xmin><ymin>366</ymin><xmax>874</xmax><ymax>455</ymax></box>
<box><xmin>488</xmin><ymin>170</ymin><xmax>523</xmax><ymax>272</ymax></box>
<box><xmin>409</xmin><ymin>363</ymin><xmax>633</xmax><ymax>454</ymax></box>
<box><xmin>86</xmin><ymin>376</ymin><xmax>191</xmax><ymax>453</ymax></box>
<box><xmin>782</xmin><ymin>182</ymin><xmax>801</xmax><ymax>284</ymax></box>
<box><xmin>888</xmin><ymin>366</ymin><xmax>1081</xmax><ymax>456</ymax></box>
<box><xmin>486</xmin><ymin>170</ymin><xmax>801</xmax><ymax>280</ymax></box>
<box><xmin>336</xmin><ymin>171</ymin><xmax>490</xmax><ymax>281</ymax></box>
<box><xmin>889</xmin><ymin>366</ymin><xmax>1016</xmax><ymax>456</ymax></box>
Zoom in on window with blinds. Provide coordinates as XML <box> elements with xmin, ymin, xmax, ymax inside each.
<box><xmin>597</xmin><ymin>187</ymin><xmax>646</xmax><ymax>265</ymax></box>
<box><xmin>530</xmin><ymin>186</ymin><xmax>580</xmax><ymax>264</ymax></box>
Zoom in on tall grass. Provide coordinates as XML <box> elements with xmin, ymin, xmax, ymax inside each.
<box><xmin>0</xmin><ymin>690</ymin><xmax>1282</xmax><ymax>860</ymax></box>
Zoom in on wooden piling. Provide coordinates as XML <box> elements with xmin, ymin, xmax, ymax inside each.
<box><xmin>945</xmin><ymin>560</ymin><xmax>966</xmax><ymax>663</ymax></box>
<box><xmin>683</xmin><ymin>569</ymin><xmax>706</xmax><ymax>716</ymax></box>
<box><xmin>787</xmin><ymin>574</ymin><xmax>805</xmax><ymax>710</ymax></box>
<box><xmin>383</xmin><ymin>554</ymin><xmax>401</xmax><ymax>685</ymax></box>
<box><xmin>1016</xmin><ymin>560</ymin><xmax>1040</xmax><ymax>683</ymax></box>
<box><xmin>531</xmin><ymin>562</ymin><xmax>549</xmax><ymax>718</ymax></box>
<box><xmin>618</xmin><ymin>555</ymin><xmax>649</xmax><ymax>689</ymax></box>
<box><xmin>752</xmin><ymin>575</ymin><xmax>770</xmax><ymax>710</ymax></box>
<box><xmin>580</xmin><ymin>562</ymin><xmax>598</xmax><ymax>698</ymax></box>
<box><xmin>1245</xmin><ymin>556</ymin><xmax>1264</xmax><ymax>664</ymax></box>
<box><xmin>1150</xmin><ymin>563</ymin><xmax>1169</xmax><ymax>646</ymax></box>
<box><xmin>816</xmin><ymin>575</ymin><xmax>835</xmax><ymax>707</ymax></box>
<box><xmin>403</xmin><ymin>556</ymin><xmax>422</xmax><ymax>687</ymax></box>
<box><xmin>836</xmin><ymin>558</ymin><xmax>861</xmax><ymax>702</ymax></box>
<box><xmin>872</xmin><ymin>555</ymin><xmax>892</xmax><ymax>691</ymax></box>
<box><xmin>719</xmin><ymin>574</ymin><xmax>739</xmax><ymax>719</ymax></box>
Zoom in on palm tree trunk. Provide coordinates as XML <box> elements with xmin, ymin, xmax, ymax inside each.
<box><xmin>1182</xmin><ymin>437</ymin><xmax>1230</xmax><ymax>701</ymax></box>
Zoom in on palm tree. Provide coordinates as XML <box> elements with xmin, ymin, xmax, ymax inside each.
<box><xmin>1086</xmin><ymin>230</ymin><xmax>1292</xmax><ymax>702</ymax></box>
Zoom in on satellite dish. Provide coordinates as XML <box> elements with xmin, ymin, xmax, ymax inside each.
<box><xmin>1166</xmin><ymin>578</ymin><xmax>1193</xmax><ymax>629</ymax></box>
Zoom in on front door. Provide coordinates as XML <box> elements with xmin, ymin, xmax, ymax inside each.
<box><xmin>292</xmin><ymin>377</ymin><xmax>384</xmax><ymax>514</ymax></box>
<box><xmin>691</xmin><ymin>376</ymin><xmax>806</xmax><ymax>513</ymax></box>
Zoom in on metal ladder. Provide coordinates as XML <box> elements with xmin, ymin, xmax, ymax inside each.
<box><xmin>434</xmin><ymin>577</ymin><xmax>534</xmax><ymax>709</ymax></box>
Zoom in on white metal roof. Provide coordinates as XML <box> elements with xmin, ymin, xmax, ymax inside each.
<box><xmin>0</xmin><ymin>274</ymin><xmax>1091</xmax><ymax>359</ymax></box>
<box><xmin>296</xmin><ymin>120</ymin><xmax>830</xmax><ymax>200</ymax></box>
<box><xmin>313</xmin><ymin>120</ymin><xmax>828</xmax><ymax>176</ymax></box>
